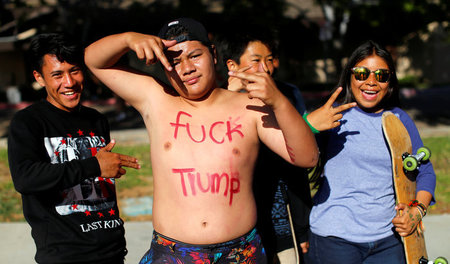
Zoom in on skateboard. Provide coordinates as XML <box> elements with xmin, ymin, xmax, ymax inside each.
<box><xmin>382</xmin><ymin>111</ymin><xmax>430</xmax><ymax>264</ymax></box>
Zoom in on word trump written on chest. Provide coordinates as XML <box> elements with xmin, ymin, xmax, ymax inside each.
<box><xmin>170</xmin><ymin>111</ymin><xmax>244</xmax><ymax>205</ymax></box>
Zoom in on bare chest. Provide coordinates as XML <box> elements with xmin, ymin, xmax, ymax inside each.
<box><xmin>151</xmin><ymin>108</ymin><xmax>257</xmax><ymax>157</ymax></box>
<box><xmin>147</xmin><ymin>106</ymin><xmax>257</xmax><ymax>205</ymax></box>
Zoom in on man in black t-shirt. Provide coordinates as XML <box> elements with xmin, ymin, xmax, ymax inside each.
<box><xmin>8</xmin><ymin>33</ymin><xmax>140</xmax><ymax>264</ymax></box>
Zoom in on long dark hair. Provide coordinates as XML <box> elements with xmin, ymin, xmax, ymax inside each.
<box><xmin>310</xmin><ymin>40</ymin><xmax>400</xmax><ymax>189</ymax></box>
<box><xmin>334</xmin><ymin>40</ymin><xmax>400</xmax><ymax>110</ymax></box>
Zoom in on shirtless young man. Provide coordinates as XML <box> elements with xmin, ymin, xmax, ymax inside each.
<box><xmin>85</xmin><ymin>18</ymin><xmax>318</xmax><ymax>263</ymax></box>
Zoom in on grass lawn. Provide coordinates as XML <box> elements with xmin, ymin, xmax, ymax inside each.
<box><xmin>0</xmin><ymin>135</ymin><xmax>449</xmax><ymax>221</ymax></box>
<box><xmin>422</xmin><ymin>136</ymin><xmax>450</xmax><ymax>214</ymax></box>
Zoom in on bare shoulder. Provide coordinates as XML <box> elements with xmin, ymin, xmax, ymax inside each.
<box><xmin>216</xmin><ymin>88</ymin><xmax>265</xmax><ymax>107</ymax></box>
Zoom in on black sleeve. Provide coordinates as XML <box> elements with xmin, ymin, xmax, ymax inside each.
<box><xmin>99</xmin><ymin>111</ymin><xmax>111</xmax><ymax>144</ymax></box>
<box><xmin>8</xmin><ymin>111</ymin><xmax>101</xmax><ymax>195</ymax></box>
<box><xmin>285</xmin><ymin>172</ymin><xmax>312</xmax><ymax>244</ymax></box>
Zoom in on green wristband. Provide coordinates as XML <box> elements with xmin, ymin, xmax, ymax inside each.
<box><xmin>303</xmin><ymin>113</ymin><xmax>319</xmax><ymax>134</ymax></box>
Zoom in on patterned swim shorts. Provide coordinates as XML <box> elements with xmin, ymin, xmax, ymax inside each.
<box><xmin>139</xmin><ymin>227</ymin><xmax>267</xmax><ymax>264</ymax></box>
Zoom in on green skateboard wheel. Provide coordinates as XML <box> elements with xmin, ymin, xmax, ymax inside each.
<box><xmin>435</xmin><ymin>257</ymin><xmax>448</xmax><ymax>264</ymax></box>
<box><xmin>403</xmin><ymin>156</ymin><xmax>418</xmax><ymax>171</ymax></box>
<box><xmin>417</xmin><ymin>146</ymin><xmax>431</xmax><ymax>161</ymax></box>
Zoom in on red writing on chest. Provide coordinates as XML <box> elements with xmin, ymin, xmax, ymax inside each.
<box><xmin>170</xmin><ymin>111</ymin><xmax>244</xmax><ymax>144</ymax></box>
<box><xmin>172</xmin><ymin>168</ymin><xmax>241</xmax><ymax>206</ymax></box>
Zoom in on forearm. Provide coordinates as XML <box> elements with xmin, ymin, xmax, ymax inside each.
<box><xmin>416</xmin><ymin>190</ymin><xmax>432</xmax><ymax>209</ymax></box>
<box><xmin>8</xmin><ymin>116</ymin><xmax>101</xmax><ymax>194</ymax></box>
<box><xmin>10</xmin><ymin>158</ymin><xmax>100</xmax><ymax>194</ymax></box>
<box><xmin>85</xmin><ymin>32</ymin><xmax>159</xmax><ymax>110</ymax></box>
<box><xmin>273</xmin><ymin>97</ymin><xmax>319</xmax><ymax>167</ymax></box>
<box><xmin>85</xmin><ymin>32</ymin><xmax>131</xmax><ymax>70</ymax></box>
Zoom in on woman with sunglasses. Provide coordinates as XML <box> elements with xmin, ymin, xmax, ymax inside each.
<box><xmin>305</xmin><ymin>40</ymin><xmax>436</xmax><ymax>264</ymax></box>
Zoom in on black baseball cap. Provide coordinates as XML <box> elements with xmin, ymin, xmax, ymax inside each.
<box><xmin>158</xmin><ymin>18</ymin><xmax>211</xmax><ymax>45</ymax></box>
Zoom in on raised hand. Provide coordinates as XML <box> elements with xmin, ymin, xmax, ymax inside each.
<box><xmin>227</xmin><ymin>65</ymin><xmax>252</xmax><ymax>92</ymax></box>
<box><xmin>306</xmin><ymin>87</ymin><xmax>357</xmax><ymax>131</ymax></box>
<box><xmin>95</xmin><ymin>139</ymin><xmax>140</xmax><ymax>178</ymax></box>
<box><xmin>126</xmin><ymin>32</ymin><xmax>177</xmax><ymax>70</ymax></box>
<box><xmin>228</xmin><ymin>66</ymin><xmax>283</xmax><ymax>108</ymax></box>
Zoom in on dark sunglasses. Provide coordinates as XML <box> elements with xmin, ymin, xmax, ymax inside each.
<box><xmin>351</xmin><ymin>66</ymin><xmax>391</xmax><ymax>83</ymax></box>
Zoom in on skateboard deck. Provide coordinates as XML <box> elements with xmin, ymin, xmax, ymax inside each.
<box><xmin>382</xmin><ymin>111</ymin><xmax>427</xmax><ymax>264</ymax></box>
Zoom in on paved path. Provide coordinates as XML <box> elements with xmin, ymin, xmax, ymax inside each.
<box><xmin>1</xmin><ymin>215</ymin><xmax>449</xmax><ymax>263</ymax></box>
<box><xmin>0</xmin><ymin>221</ymin><xmax>153</xmax><ymax>264</ymax></box>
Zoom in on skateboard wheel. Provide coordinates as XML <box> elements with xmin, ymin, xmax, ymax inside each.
<box><xmin>403</xmin><ymin>156</ymin><xmax>418</xmax><ymax>171</ymax></box>
<box><xmin>418</xmin><ymin>146</ymin><xmax>431</xmax><ymax>161</ymax></box>
<box><xmin>435</xmin><ymin>257</ymin><xmax>448</xmax><ymax>264</ymax></box>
